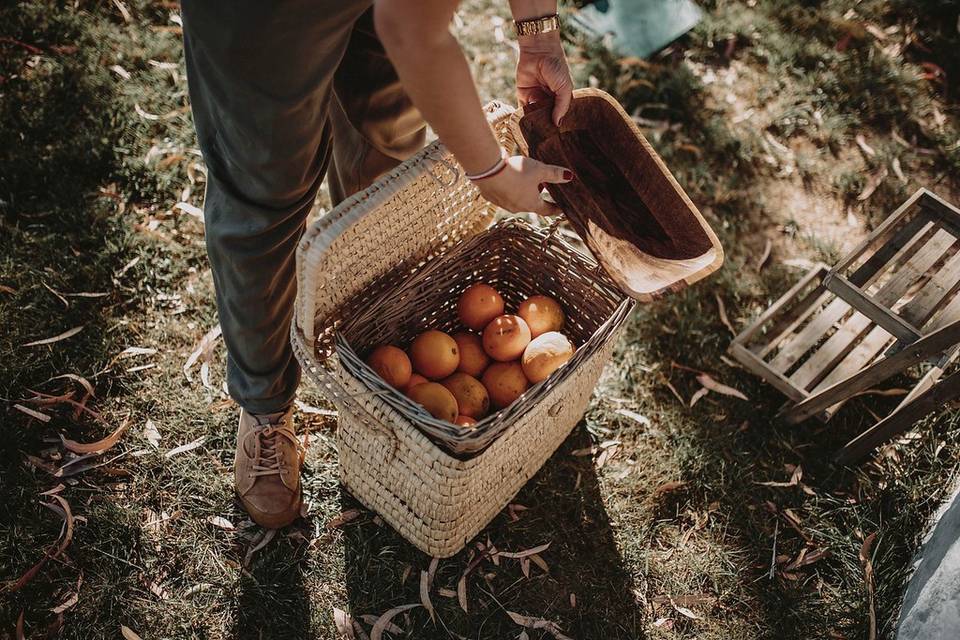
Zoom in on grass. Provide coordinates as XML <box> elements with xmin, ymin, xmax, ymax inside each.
<box><xmin>2</xmin><ymin>0</ymin><xmax>960</xmax><ymax>638</ymax></box>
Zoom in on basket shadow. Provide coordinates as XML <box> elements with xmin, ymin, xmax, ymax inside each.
<box><xmin>341</xmin><ymin>422</ymin><xmax>645</xmax><ymax>639</ymax></box>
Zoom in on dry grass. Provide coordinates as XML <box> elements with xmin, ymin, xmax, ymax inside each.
<box><xmin>2</xmin><ymin>1</ymin><xmax>960</xmax><ymax>638</ymax></box>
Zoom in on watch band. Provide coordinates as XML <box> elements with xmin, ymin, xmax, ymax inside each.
<box><xmin>514</xmin><ymin>13</ymin><xmax>560</xmax><ymax>37</ymax></box>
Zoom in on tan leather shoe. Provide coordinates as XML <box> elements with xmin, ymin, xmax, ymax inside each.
<box><xmin>234</xmin><ymin>407</ymin><xmax>303</xmax><ymax>529</ymax></box>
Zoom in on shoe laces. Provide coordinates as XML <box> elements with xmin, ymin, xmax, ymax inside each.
<box><xmin>246</xmin><ymin>418</ymin><xmax>301</xmax><ymax>478</ymax></box>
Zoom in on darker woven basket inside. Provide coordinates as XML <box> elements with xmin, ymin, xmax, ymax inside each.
<box><xmin>335</xmin><ymin>218</ymin><xmax>633</xmax><ymax>456</ymax></box>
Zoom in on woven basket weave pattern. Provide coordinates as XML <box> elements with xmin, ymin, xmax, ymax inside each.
<box><xmin>292</xmin><ymin>102</ymin><xmax>633</xmax><ymax>556</ymax></box>
<box><xmin>338</xmin><ymin>220</ymin><xmax>630</xmax><ymax>456</ymax></box>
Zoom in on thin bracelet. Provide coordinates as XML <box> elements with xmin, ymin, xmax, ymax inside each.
<box><xmin>466</xmin><ymin>148</ymin><xmax>508</xmax><ymax>181</ymax></box>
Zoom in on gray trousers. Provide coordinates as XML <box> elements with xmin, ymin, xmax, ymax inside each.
<box><xmin>182</xmin><ymin>1</ymin><xmax>426</xmax><ymax>414</ymax></box>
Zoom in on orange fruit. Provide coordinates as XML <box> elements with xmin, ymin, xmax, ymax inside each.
<box><xmin>402</xmin><ymin>373</ymin><xmax>429</xmax><ymax>395</ymax></box>
<box><xmin>482</xmin><ymin>315</ymin><xmax>531</xmax><ymax>362</ymax></box>
<box><xmin>407</xmin><ymin>382</ymin><xmax>459</xmax><ymax>422</ymax></box>
<box><xmin>454</xmin><ymin>415</ymin><xmax>477</xmax><ymax>427</ymax></box>
<box><xmin>453</xmin><ymin>331</ymin><xmax>490</xmax><ymax>377</ymax></box>
<box><xmin>517</xmin><ymin>295</ymin><xmax>565</xmax><ymax>338</ymax></box>
<box><xmin>409</xmin><ymin>330</ymin><xmax>460</xmax><ymax>380</ymax></box>
<box><xmin>441</xmin><ymin>372</ymin><xmax>490</xmax><ymax>418</ymax></box>
<box><xmin>365</xmin><ymin>345</ymin><xmax>412</xmax><ymax>389</ymax></box>
<box><xmin>481</xmin><ymin>361</ymin><xmax>530</xmax><ymax>409</ymax></box>
<box><xmin>522</xmin><ymin>331</ymin><xmax>575</xmax><ymax>383</ymax></box>
<box><xmin>458</xmin><ymin>283</ymin><xmax>505</xmax><ymax>331</ymax></box>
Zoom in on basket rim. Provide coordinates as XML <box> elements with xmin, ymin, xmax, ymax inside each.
<box><xmin>295</xmin><ymin>100</ymin><xmax>518</xmax><ymax>345</ymax></box>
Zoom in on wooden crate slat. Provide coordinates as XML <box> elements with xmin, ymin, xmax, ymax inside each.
<box><xmin>782</xmin><ymin>318</ymin><xmax>960</xmax><ymax>424</ymax></box>
<box><xmin>768</xmin><ymin>298</ymin><xmax>851</xmax><ymax>373</ymax></box>
<box><xmin>897</xmin><ymin>347</ymin><xmax>960</xmax><ymax>409</ymax></box>
<box><xmin>831</xmin><ymin>188</ymin><xmax>927</xmax><ymax>276</ymax></box>
<box><xmin>787</xmin><ymin>230</ymin><xmax>956</xmax><ymax>390</ymax></box>
<box><xmin>728</xmin><ymin>343</ymin><xmax>810</xmax><ymax>403</ymax></box>
<box><xmin>789</xmin><ymin>311</ymin><xmax>878</xmax><ymax>390</ymax></box>
<box><xmin>920</xmin><ymin>190</ymin><xmax>960</xmax><ymax>240</ymax></box>
<box><xmin>756</xmin><ymin>288</ymin><xmax>831</xmax><ymax>358</ymax></box>
<box><xmin>809</xmin><ymin>325</ymin><xmax>895</xmax><ymax>419</ymax></box>
<box><xmin>826</xmin><ymin>274</ymin><xmax>922</xmax><ymax>343</ymax></box>
<box><xmin>836</xmin><ymin>368</ymin><xmax>960</xmax><ymax>464</ymax></box>
<box><xmin>927</xmin><ymin>292</ymin><xmax>960</xmax><ymax>333</ymax></box>
<box><xmin>870</xmin><ymin>229</ymin><xmax>957</xmax><ymax>305</ymax></box>
<box><xmin>731</xmin><ymin>265</ymin><xmax>828</xmax><ymax>350</ymax></box>
<box><xmin>899</xmin><ymin>246</ymin><xmax>960</xmax><ymax>327</ymax></box>
<box><xmin>919</xmin><ymin>189</ymin><xmax>960</xmax><ymax>219</ymax></box>
<box><xmin>810</xmin><ymin>252</ymin><xmax>960</xmax><ymax>418</ymax></box>
<box><xmin>847</xmin><ymin>213</ymin><xmax>934</xmax><ymax>287</ymax></box>
<box><xmin>767</xmin><ymin>220</ymin><xmax>936</xmax><ymax>374</ymax></box>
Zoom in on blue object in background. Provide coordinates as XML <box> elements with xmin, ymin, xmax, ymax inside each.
<box><xmin>570</xmin><ymin>0</ymin><xmax>703</xmax><ymax>59</ymax></box>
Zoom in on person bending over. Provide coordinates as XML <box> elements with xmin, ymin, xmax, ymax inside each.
<box><xmin>181</xmin><ymin>0</ymin><xmax>574</xmax><ymax>528</ymax></box>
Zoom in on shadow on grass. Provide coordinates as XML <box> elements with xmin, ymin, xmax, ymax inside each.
<box><xmin>340</xmin><ymin>423</ymin><xmax>645</xmax><ymax>639</ymax></box>
<box><xmin>230</xmin><ymin>541</ymin><xmax>313</xmax><ymax>640</ymax></box>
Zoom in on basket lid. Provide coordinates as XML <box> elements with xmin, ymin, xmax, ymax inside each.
<box><xmin>511</xmin><ymin>88</ymin><xmax>724</xmax><ymax>301</ymax></box>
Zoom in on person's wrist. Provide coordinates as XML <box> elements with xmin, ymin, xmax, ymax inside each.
<box><xmin>517</xmin><ymin>30</ymin><xmax>562</xmax><ymax>53</ymax></box>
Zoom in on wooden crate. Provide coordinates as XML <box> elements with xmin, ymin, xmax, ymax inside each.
<box><xmin>730</xmin><ymin>189</ymin><xmax>960</xmax><ymax>423</ymax></box>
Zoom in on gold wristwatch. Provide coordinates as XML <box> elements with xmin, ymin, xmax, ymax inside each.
<box><xmin>514</xmin><ymin>13</ymin><xmax>561</xmax><ymax>37</ymax></box>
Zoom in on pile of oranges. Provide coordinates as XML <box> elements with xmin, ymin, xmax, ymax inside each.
<box><xmin>365</xmin><ymin>283</ymin><xmax>576</xmax><ymax>427</ymax></box>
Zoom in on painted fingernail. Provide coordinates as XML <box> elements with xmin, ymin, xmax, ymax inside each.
<box><xmin>562</xmin><ymin>170</ymin><xmax>574</xmax><ymax>181</ymax></box>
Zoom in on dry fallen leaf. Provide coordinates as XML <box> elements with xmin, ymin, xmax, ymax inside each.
<box><xmin>333</xmin><ymin>608</ymin><xmax>357</xmax><ymax>639</ymax></box>
<box><xmin>615</xmin><ymin>408</ymin><xmax>650</xmax><ymax>426</ymax></box>
<box><xmin>756</xmin><ymin>465</ymin><xmax>803</xmax><ymax>488</ymax></box>
<box><xmin>326</xmin><ymin>509</ymin><xmax>361</xmax><ymax>529</ymax></box>
<box><xmin>506</xmin><ymin>611</ymin><xmax>574</xmax><ymax>640</ymax></box>
<box><xmin>860</xmin><ymin>532</ymin><xmax>878</xmax><ymax>640</ymax></box>
<box><xmin>61</xmin><ymin>417</ymin><xmax>130</xmax><ymax>454</ymax></box>
<box><xmin>673</xmin><ymin>603</ymin><xmax>701</xmax><ymax>620</ymax></box>
<box><xmin>11</xmin><ymin>494</ymin><xmax>74</xmax><ymax>592</ymax></box>
<box><xmin>496</xmin><ymin>542</ymin><xmax>551</xmax><ymax>559</ymax></box>
<box><xmin>120</xmin><ymin>625</ymin><xmax>144</xmax><ymax>640</ymax></box>
<box><xmin>530</xmin><ymin>553</ymin><xmax>549</xmax><ymax>573</ymax></box>
<box><xmin>164</xmin><ymin>436</ymin><xmax>206</xmax><ymax>459</ymax></box>
<box><xmin>457</xmin><ymin>574</ymin><xmax>468</xmax><ymax>613</ymax></box>
<box><xmin>51</xmin><ymin>590</ymin><xmax>79</xmax><ymax>614</ymax></box>
<box><xmin>653</xmin><ymin>480</ymin><xmax>688</xmax><ymax>499</ymax></box>
<box><xmin>13</xmin><ymin>403</ymin><xmax>51</xmax><ymax>422</ymax></box>
<box><xmin>855</xmin><ymin>134</ymin><xmax>876</xmax><ymax>157</ymax></box>
<box><xmin>143</xmin><ymin>420</ymin><xmax>161</xmax><ymax>448</ymax></box>
<box><xmin>206</xmin><ymin>515</ymin><xmax>235</xmax><ymax>531</ymax></box>
<box><xmin>420</xmin><ymin>570</ymin><xmax>435</xmax><ymax>622</ymax></box>
<box><xmin>757</xmin><ymin>238</ymin><xmax>773</xmax><ymax>272</ymax></box>
<box><xmin>294</xmin><ymin>399</ymin><xmax>337</xmax><ymax>416</ymax></box>
<box><xmin>858</xmin><ymin>167</ymin><xmax>888</xmax><ymax>202</ymax></box>
<box><xmin>891</xmin><ymin>156</ymin><xmax>907</xmax><ymax>183</ymax></box>
<box><xmin>183</xmin><ymin>325</ymin><xmax>222</xmax><ymax>382</ymax></box>
<box><xmin>369</xmin><ymin>604</ymin><xmax>420</xmax><ymax>640</ymax></box>
<box><xmin>243</xmin><ymin>528</ymin><xmax>277</xmax><ymax>567</ymax></box>
<box><xmin>689</xmin><ymin>387</ymin><xmax>710</xmax><ymax>407</ymax></box>
<box><xmin>174</xmin><ymin>201</ymin><xmax>204</xmax><ymax>219</ymax></box>
<box><xmin>697</xmin><ymin>374</ymin><xmax>749</xmax><ymax>401</ymax></box>
<box><xmin>23</xmin><ymin>325</ymin><xmax>84</xmax><ymax>347</ymax></box>
<box><xmin>715</xmin><ymin>293</ymin><xmax>735</xmax><ymax>336</ymax></box>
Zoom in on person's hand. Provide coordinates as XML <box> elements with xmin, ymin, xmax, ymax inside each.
<box><xmin>475</xmin><ymin>155</ymin><xmax>572</xmax><ymax>216</ymax></box>
<box><xmin>515</xmin><ymin>35</ymin><xmax>573</xmax><ymax>126</ymax></box>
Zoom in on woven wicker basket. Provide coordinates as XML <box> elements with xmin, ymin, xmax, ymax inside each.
<box><xmin>292</xmin><ymin>101</ymin><xmax>635</xmax><ymax>556</ymax></box>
